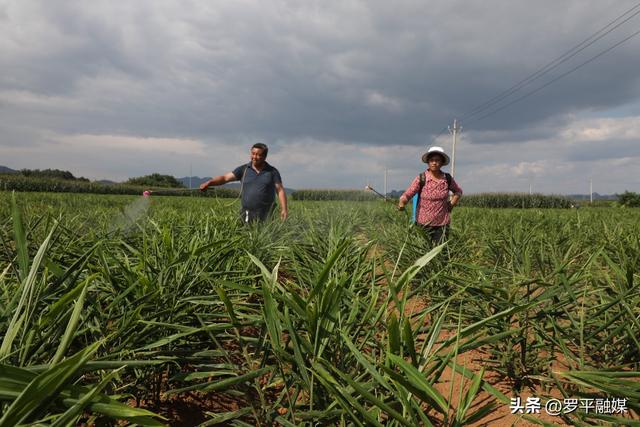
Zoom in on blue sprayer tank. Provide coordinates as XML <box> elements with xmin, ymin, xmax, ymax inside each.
<box><xmin>412</xmin><ymin>194</ymin><xmax>419</xmax><ymax>223</ymax></box>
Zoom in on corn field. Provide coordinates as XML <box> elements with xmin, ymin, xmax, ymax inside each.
<box><xmin>458</xmin><ymin>193</ymin><xmax>573</xmax><ymax>209</ymax></box>
<box><xmin>1</xmin><ymin>192</ymin><xmax>639</xmax><ymax>426</ymax></box>
<box><xmin>291</xmin><ymin>189</ymin><xmax>379</xmax><ymax>201</ymax></box>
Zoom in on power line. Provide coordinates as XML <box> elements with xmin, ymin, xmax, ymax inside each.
<box><xmin>461</xmin><ymin>2</ymin><xmax>640</xmax><ymax>121</ymax></box>
<box><xmin>472</xmin><ymin>27</ymin><xmax>640</xmax><ymax>122</ymax></box>
<box><xmin>459</xmin><ymin>1</ymin><xmax>640</xmax><ymax>122</ymax></box>
<box><xmin>429</xmin><ymin>125</ymin><xmax>449</xmax><ymax>146</ymax></box>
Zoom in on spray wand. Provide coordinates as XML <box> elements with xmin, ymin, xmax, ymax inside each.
<box><xmin>364</xmin><ymin>185</ymin><xmax>388</xmax><ymax>199</ymax></box>
<box><xmin>142</xmin><ymin>188</ymin><xmax>201</xmax><ymax>196</ymax></box>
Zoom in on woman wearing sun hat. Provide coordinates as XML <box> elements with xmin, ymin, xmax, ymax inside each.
<box><xmin>397</xmin><ymin>146</ymin><xmax>463</xmax><ymax>242</ymax></box>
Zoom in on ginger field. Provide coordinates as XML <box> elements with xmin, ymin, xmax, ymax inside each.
<box><xmin>1</xmin><ymin>192</ymin><xmax>639</xmax><ymax>426</ymax></box>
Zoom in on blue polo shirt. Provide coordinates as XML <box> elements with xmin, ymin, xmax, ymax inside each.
<box><xmin>232</xmin><ymin>163</ymin><xmax>282</xmax><ymax>211</ymax></box>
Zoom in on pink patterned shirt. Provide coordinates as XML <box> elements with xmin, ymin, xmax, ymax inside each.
<box><xmin>402</xmin><ymin>172</ymin><xmax>463</xmax><ymax>226</ymax></box>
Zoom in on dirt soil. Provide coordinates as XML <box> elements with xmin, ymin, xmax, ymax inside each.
<box><xmin>377</xmin><ymin>237</ymin><xmax>573</xmax><ymax>427</ymax></box>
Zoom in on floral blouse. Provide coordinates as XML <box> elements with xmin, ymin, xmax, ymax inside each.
<box><xmin>402</xmin><ymin>172</ymin><xmax>463</xmax><ymax>226</ymax></box>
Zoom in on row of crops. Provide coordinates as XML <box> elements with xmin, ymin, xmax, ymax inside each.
<box><xmin>1</xmin><ymin>192</ymin><xmax>639</xmax><ymax>426</ymax></box>
<box><xmin>0</xmin><ymin>179</ymin><xmax>380</xmax><ymax>202</ymax></box>
<box><xmin>1</xmin><ymin>175</ymin><xmax>582</xmax><ymax>208</ymax></box>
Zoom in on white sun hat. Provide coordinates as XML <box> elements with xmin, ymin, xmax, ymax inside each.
<box><xmin>421</xmin><ymin>146</ymin><xmax>450</xmax><ymax>165</ymax></box>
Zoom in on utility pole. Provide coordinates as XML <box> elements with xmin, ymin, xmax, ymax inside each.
<box><xmin>590</xmin><ymin>178</ymin><xmax>593</xmax><ymax>204</ymax></box>
<box><xmin>189</xmin><ymin>163</ymin><xmax>192</xmax><ymax>190</ymax></box>
<box><xmin>448</xmin><ymin>119</ymin><xmax>461</xmax><ymax>177</ymax></box>
<box><xmin>384</xmin><ymin>168</ymin><xmax>388</xmax><ymax>200</ymax></box>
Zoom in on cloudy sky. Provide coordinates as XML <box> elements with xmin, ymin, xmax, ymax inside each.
<box><xmin>1</xmin><ymin>0</ymin><xmax>639</xmax><ymax>194</ymax></box>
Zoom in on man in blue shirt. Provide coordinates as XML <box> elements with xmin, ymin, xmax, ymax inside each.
<box><xmin>199</xmin><ymin>143</ymin><xmax>288</xmax><ymax>222</ymax></box>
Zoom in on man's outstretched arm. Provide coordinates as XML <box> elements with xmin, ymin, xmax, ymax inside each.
<box><xmin>199</xmin><ymin>172</ymin><xmax>237</xmax><ymax>191</ymax></box>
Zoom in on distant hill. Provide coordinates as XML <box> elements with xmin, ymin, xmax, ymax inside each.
<box><xmin>0</xmin><ymin>165</ymin><xmax>17</xmax><ymax>174</ymax></box>
<box><xmin>0</xmin><ymin>166</ymin><xmax>89</xmax><ymax>181</ymax></box>
<box><xmin>96</xmin><ymin>179</ymin><xmax>118</xmax><ymax>185</ymax></box>
<box><xmin>177</xmin><ymin>176</ymin><xmax>210</xmax><ymax>188</ymax></box>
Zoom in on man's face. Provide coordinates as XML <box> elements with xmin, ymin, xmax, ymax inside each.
<box><xmin>251</xmin><ymin>147</ymin><xmax>267</xmax><ymax>166</ymax></box>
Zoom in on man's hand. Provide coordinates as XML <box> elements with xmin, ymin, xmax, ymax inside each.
<box><xmin>199</xmin><ymin>174</ymin><xmax>236</xmax><ymax>192</ymax></box>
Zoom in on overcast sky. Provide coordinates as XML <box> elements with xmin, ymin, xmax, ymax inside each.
<box><xmin>1</xmin><ymin>0</ymin><xmax>639</xmax><ymax>194</ymax></box>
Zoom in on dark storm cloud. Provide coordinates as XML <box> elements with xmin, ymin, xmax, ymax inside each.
<box><xmin>565</xmin><ymin>139</ymin><xmax>640</xmax><ymax>162</ymax></box>
<box><xmin>1</xmin><ymin>0</ymin><xmax>639</xmax><ymax>193</ymax></box>
<box><xmin>2</xmin><ymin>0</ymin><xmax>640</xmax><ymax>146</ymax></box>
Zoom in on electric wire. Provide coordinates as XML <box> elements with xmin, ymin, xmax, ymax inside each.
<box><xmin>472</xmin><ymin>27</ymin><xmax>640</xmax><ymax>122</ymax></box>
<box><xmin>428</xmin><ymin>125</ymin><xmax>450</xmax><ymax>146</ymax></box>
<box><xmin>459</xmin><ymin>1</ymin><xmax>640</xmax><ymax>122</ymax></box>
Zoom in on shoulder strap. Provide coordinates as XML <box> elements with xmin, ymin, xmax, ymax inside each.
<box><xmin>445</xmin><ymin>173</ymin><xmax>452</xmax><ymax>190</ymax></box>
<box><xmin>419</xmin><ymin>172</ymin><xmax>426</xmax><ymax>192</ymax></box>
